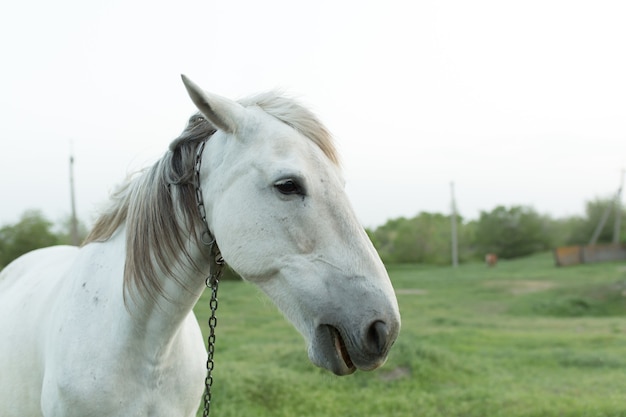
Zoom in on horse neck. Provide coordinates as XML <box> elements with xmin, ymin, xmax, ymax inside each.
<box><xmin>121</xmin><ymin>228</ymin><xmax>209</xmax><ymax>354</ymax></box>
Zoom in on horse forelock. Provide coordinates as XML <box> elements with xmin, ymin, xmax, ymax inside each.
<box><xmin>238</xmin><ymin>91</ymin><xmax>340</xmax><ymax>166</ymax></box>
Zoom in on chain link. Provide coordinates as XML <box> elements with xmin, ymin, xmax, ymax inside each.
<box><xmin>194</xmin><ymin>138</ymin><xmax>225</xmax><ymax>417</ymax></box>
<box><xmin>202</xmin><ymin>275</ymin><xmax>220</xmax><ymax>417</ymax></box>
<box><xmin>195</xmin><ymin>140</ymin><xmax>214</xmax><ymax>247</ymax></box>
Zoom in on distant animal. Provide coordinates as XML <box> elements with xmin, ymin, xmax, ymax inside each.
<box><xmin>485</xmin><ymin>253</ymin><xmax>498</xmax><ymax>267</ymax></box>
<box><xmin>0</xmin><ymin>76</ymin><xmax>401</xmax><ymax>416</ymax></box>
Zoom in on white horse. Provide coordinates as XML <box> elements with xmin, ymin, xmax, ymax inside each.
<box><xmin>0</xmin><ymin>76</ymin><xmax>401</xmax><ymax>417</ymax></box>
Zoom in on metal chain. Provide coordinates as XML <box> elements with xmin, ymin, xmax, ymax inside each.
<box><xmin>194</xmin><ymin>140</ymin><xmax>214</xmax><ymax>247</ymax></box>
<box><xmin>202</xmin><ymin>274</ymin><xmax>220</xmax><ymax>417</ymax></box>
<box><xmin>194</xmin><ymin>138</ymin><xmax>226</xmax><ymax>417</ymax></box>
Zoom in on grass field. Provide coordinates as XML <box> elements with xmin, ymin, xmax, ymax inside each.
<box><xmin>193</xmin><ymin>253</ymin><xmax>626</xmax><ymax>417</ymax></box>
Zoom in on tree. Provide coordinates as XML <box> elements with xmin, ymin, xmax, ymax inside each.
<box><xmin>565</xmin><ymin>197</ymin><xmax>626</xmax><ymax>245</ymax></box>
<box><xmin>55</xmin><ymin>214</ymin><xmax>89</xmax><ymax>246</ymax></box>
<box><xmin>371</xmin><ymin>212</ymin><xmax>469</xmax><ymax>265</ymax></box>
<box><xmin>474</xmin><ymin>205</ymin><xmax>551</xmax><ymax>259</ymax></box>
<box><xmin>0</xmin><ymin>210</ymin><xmax>60</xmax><ymax>268</ymax></box>
<box><xmin>542</xmin><ymin>215</ymin><xmax>585</xmax><ymax>247</ymax></box>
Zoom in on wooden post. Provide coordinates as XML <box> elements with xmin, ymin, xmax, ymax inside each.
<box><xmin>69</xmin><ymin>143</ymin><xmax>79</xmax><ymax>246</ymax></box>
<box><xmin>613</xmin><ymin>169</ymin><xmax>624</xmax><ymax>244</ymax></box>
<box><xmin>590</xmin><ymin>170</ymin><xmax>624</xmax><ymax>246</ymax></box>
<box><xmin>450</xmin><ymin>182</ymin><xmax>458</xmax><ymax>267</ymax></box>
<box><xmin>589</xmin><ymin>203</ymin><xmax>612</xmax><ymax>246</ymax></box>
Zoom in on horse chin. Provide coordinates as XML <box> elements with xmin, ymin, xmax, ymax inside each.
<box><xmin>308</xmin><ymin>325</ymin><xmax>357</xmax><ymax>376</ymax></box>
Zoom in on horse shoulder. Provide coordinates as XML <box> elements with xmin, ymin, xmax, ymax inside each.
<box><xmin>39</xmin><ymin>243</ymin><xmax>205</xmax><ymax>416</ymax></box>
<box><xmin>41</xmin><ymin>313</ymin><xmax>205</xmax><ymax>417</ymax></box>
<box><xmin>0</xmin><ymin>246</ymin><xmax>79</xmax><ymax>417</ymax></box>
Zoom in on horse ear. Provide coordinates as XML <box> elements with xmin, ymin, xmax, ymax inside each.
<box><xmin>181</xmin><ymin>74</ymin><xmax>244</xmax><ymax>134</ymax></box>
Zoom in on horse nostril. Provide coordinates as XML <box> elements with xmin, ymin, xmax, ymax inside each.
<box><xmin>366</xmin><ymin>320</ymin><xmax>389</xmax><ymax>355</ymax></box>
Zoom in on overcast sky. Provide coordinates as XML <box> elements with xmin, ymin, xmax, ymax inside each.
<box><xmin>1</xmin><ymin>0</ymin><xmax>625</xmax><ymax>229</ymax></box>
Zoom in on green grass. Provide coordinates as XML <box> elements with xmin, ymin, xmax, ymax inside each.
<box><xmin>194</xmin><ymin>253</ymin><xmax>626</xmax><ymax>416</ymax></box>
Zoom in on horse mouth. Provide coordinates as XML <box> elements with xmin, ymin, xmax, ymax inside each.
<box><xmin>328</xmin><ymin>326</ymin><xmax>355</xmax><ymax>372</ymax></box>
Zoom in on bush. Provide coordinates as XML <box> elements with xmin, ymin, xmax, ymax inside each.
<box><xmin>473</xmin><ymin>205</ymin><xmax>552</xmax><ymax>259</ymax></box>
<box><xmin>0</xmin><ymin>210</ymin><xmax>60</xmax><ymax>267</ymax></box>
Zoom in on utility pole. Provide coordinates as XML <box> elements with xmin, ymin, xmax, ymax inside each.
<box><xmin>69</xmin><ymin>141</ymin><xmax>79</xmax><ymax>246</ymax></box>
<box><xmin>589</xmin><ymin>203</ymin><xmax>612</xmax><ymax>246</ymax></box>
<box><xmin>450</xmin><ymin>182</ymin><xmax>458</xmax><ymax>267</ymax></box>
<box><xmin>589</xmin><ymin>170</ymin><xmax>624</xmax><ymax>246</ymax></box>
<box><xmin>613</xmin><ymin>169</ymin><xmax>624</xmax><ymax>244</ymax></box>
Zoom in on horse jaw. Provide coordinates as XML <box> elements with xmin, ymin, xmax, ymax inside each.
<box><xmin>250</xmin><ymin>250</ymin><xmax>400</xmax><ymax>377</ymax></box>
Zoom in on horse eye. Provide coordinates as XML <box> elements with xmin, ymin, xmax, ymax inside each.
<box><xmin>274</xmin><ymin>179</ymin><xmax>304</xmax><ymax>196</ymax></box>
<box><xmin>190</xmin><ymin>115</ymin><xmax>204</xmax><ymax>124</ymax></box>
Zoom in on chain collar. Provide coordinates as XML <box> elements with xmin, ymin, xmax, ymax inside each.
<box><xmin>194</xmin><ymin>138</ymin><xmax>225</xmax><ymax>417</ymax></box>
<box><xmin>194</xmin><ymin>139</ymin><xmax>225</xmax><ymax>283</ymax></box>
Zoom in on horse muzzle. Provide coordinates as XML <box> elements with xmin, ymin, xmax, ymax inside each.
<box><xmin>309</xmin><ymin>317</ymin><xmax>400</xmax><ymax>376</ymax></box>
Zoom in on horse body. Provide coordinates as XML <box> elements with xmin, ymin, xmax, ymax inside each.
<box><xmin>1</xmin><ymin>234</ymin><xmax>206</xmax><ymax>417</ymax></box>
<box><xmin>0</xmin><ymin>246</ymin><xmax>79</xmax><ymax>416</ymax></box>
<box><xmin>0</xmin><ymin>76</ymin><xmax>400</xmax><ymax>416</ymax></box>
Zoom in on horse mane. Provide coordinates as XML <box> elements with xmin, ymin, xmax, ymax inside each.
<box><xmin>82</xmin><ymin>91</ymin><xmax>338</xmax><ymax>302</ymax></box>
<box><xmin>239</xmin><ymin>91</ymin><xmax>339</xmax><ymax>166</ymax></box>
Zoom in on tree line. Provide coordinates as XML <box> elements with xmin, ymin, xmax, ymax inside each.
<box><xmin>367</xmin><ymin>197</ymin><xmax>625</xmax><ymax>265</ymax></box>
<box><xmin>1</xmin><ymin>198</ymin><xmax>624</xmax><ymax>269</ymax></box>
<box><xmin>0</xmin><ymin>210</ymin><xmax>89</xmax><ymax>269</ymax></box>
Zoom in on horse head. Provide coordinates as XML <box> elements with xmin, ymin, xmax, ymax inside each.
<box><xmin>182</xmin><ymin>75</ymin><xmax>400</xmax><ymax>375</ymax></box>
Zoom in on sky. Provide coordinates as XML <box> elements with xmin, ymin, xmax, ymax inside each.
<box><xmin>1</xmin><ymin>0</ymin><xmax>625</xmax><ymax>229</ymax></box>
